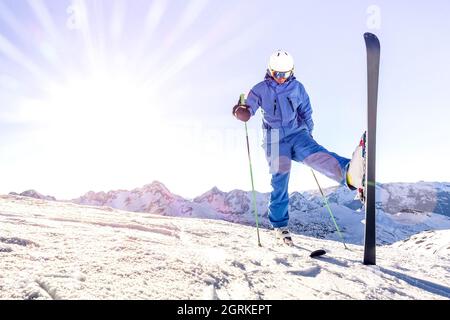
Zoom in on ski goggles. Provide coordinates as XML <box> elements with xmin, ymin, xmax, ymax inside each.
<box><xmin>270</xmin><ymin>69</ymin><xmax>292</xmax><ymax>79</ymax></box>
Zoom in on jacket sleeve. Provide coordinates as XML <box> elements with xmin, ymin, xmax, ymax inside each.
<box><xmin>246</xmin><ymin>88</ymin><xmax>261</xmax><ymax>116</ymax></box>
<box><xmin>297</xmin><ymin>86</ymin><xmax>314</xmax><ymax>134</ymax></box>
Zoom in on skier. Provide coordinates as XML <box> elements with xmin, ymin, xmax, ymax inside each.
<box><xmin>233</xmin><ymin>50</ymin><xmax>365</xmax><ymax>246</ymax></box>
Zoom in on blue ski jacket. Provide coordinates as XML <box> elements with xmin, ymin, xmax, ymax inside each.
<box><xmin>246</xmin><ymin>73</ymin><xmax>314</xmax><ymax>143</ymax></box>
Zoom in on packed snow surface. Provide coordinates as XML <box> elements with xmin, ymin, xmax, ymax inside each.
<box><xmin>1</xmin><ymin>195</ymin><xmax>449</xmax><ymax>300</ymax></box>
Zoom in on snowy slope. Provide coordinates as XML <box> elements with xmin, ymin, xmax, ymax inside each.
<box><xmin>0</xmin><ymin>195</ymin><xmax>449</xmax><ymax>300</ymax></box>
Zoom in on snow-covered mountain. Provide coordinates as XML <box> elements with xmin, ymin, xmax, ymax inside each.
<box><xmin>0</xmin><ymin>194</ymin><xmax>449</xmax><ymax>300</ymax></box>
<box><xmin>295</xmin><ymin>182</ymin><xmax>450</xmax><ymax>217</ymax></box>
<box><xmin>378</xmin><ymin>182</ymin><xmax>450</xmax><ymax>217</ymax></box>
<box><xmin>72</xmin><ymin>181</ymin><xmax>450</xmax><ymax>217</ymax></box>
<box><xmin>73</xmin><ymin>181</ymin><xmax>193</xmax><ymax>216</ymax></box>
<box><xmin>70</xmin><ymin>181</ymin><xmax>450</xmax><ymax>246</ymax></box>
<box><xmin>9</xmin><ymin>190</ymin><xmax>56</xmax><ymax>201</ymax></box>
<box><xmin>72</xmin><ymin>182</ymin><xmax>269</xmax><ymax>226</ymax></box>
<box><xmin>14</xmin><ymin>181</ymin><xmax>449</xmax><ymax>222</ymax></box>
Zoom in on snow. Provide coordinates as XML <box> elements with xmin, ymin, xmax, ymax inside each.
<box><xmin>1</xmin><ymin>194</ymin><xmax>449</xmax><ymax>300</ymax></box>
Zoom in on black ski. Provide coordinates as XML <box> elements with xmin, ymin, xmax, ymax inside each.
<box><xmin>288</xmin><ymin>244</ymin><xmax>327</xmax><ymax>258</ymax></box>
<box><xmin>310</xmin><ymin>249</ymin><xmax>326</xmax><ymax>258</ymax></box>
<box><xmin>363</xmin><ymin>33</ymin><xmax>380</xmax><ymax>265</ymax></box>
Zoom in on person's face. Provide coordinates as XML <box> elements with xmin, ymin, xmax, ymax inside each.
<box><xmin>274</xmin><ymin>77</ymin><xmax>287</xmax><ymax>84</ymax></box>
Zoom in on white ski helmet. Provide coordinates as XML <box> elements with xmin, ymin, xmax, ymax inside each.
<box><xmin>268</xmin><ymin>50</ymin><xmax>294</xmax><ymax>72</ymax></box>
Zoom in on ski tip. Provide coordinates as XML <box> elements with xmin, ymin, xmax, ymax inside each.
<box><xmin>364</xmin><ymin>32</ymin><xmax>378</xmax><ymax>39</ymax></box>
<box><xmin>364</xmin><ymin>33</ymin><xmax>380</xmax><ymax>48</ymax></box>
<box><xmin>310</xmin><ymin>249</ymin><xmax>326</xmax><ymax>258</ymax></box>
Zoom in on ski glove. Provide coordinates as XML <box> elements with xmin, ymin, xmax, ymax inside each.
<box><xmin>232</xmin><ymin>104</ymin><xmax>251</xmax><ymax>122</ymax></box>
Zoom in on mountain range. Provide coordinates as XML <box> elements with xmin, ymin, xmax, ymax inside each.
<box><xmin>10</xmin><ymin>181</ymin><xmax>450</xmax><ymax>246</ymax></box>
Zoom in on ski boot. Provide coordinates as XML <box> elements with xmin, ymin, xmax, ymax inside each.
<box><xmin>347</xmin><ymin>131</ymin><xmax>367</xmax><ymax>203</ymax></box>
<box><xmin>275</xmin><ymin>227</ymin><xmax>294</xmax><ymax>246</ymax></box>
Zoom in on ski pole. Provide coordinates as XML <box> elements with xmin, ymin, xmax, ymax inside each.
<box><xmin>241</xmin><ymin>94</ymin><xmax>262</xmax><ymax>247</ymax></box>
<box><xmin>311</xmin><ymin>169</ymin><xmax>348</xmax><ymax>249</ymax></box>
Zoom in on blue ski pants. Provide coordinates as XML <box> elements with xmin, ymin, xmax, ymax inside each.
<box><xmin>263</xmin><ymin>129</ymin><xmax>351</xmax><ymax>228</ymax></box>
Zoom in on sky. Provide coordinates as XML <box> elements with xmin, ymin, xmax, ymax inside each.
<box><xmin>1</xmin><ymin>0</ymin><xmax>450</xmax><ymax>200</ymax></box>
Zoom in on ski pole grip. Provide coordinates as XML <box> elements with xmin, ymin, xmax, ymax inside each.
<box><xmin>239</xmin><ymin>93</ymin><xmax>246</xmax><ymax>106</ymax></box>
